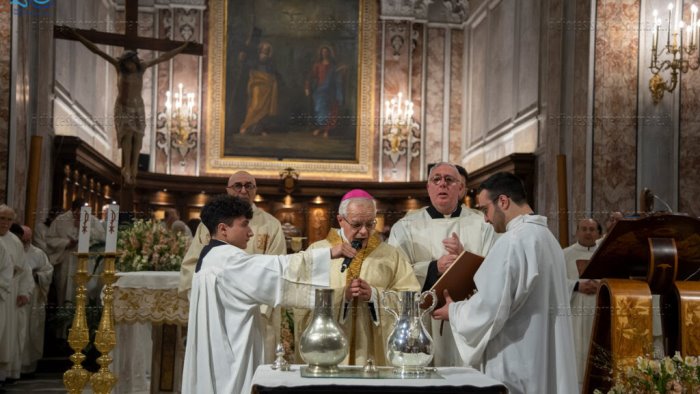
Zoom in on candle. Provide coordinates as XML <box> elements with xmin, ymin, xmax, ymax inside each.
<box><xmin>692</xmin><ymin>4</ymin><xmax>698</xmax><ymax>46</ymax></box>
<box><xmin>668</xmin><ymin>3</ymin><xmax>674</xmax><ymax>47</ymax></box>
<box><xmin>105</xmin><ymin>204</ymin><xmax>120</xmax><ymax>253</ymax></box>
<box><xmin>78</xmin><ymin>205</ymin><xmax>92</xmax><ymax>253</ymax></box>
<box><xmin>656</xmin><ymin>19</ymin><xmax>661</xmax><ymax>51</ymax></box>
<box><xmin>687</xmin><ymin>25</ymin><xmax>693</xmax><ymax>49</ymax></box>
<box><xmin>653</xmin><ymin>9</ymin><xmax>659</xmax><ymax>51</ymax></box>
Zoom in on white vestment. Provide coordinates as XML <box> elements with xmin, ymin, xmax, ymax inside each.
<box><xmin>563</xmin><ymin>242</ymin><xmax>597</xmax><ymax>387</ymax></box>
<box><xmin>388</xmin><ymin>205</ymin><xmax>496</xmax><ymax>366</ymax></box>
<box><xmin>0</xmin><ymin>232</ymin><xmax>32</xmax><ymax>380</ymax></box>
<box><xmin>32</xmin><ymin>222</ymin><xmax>50</xmax><ymax>254</ymax></box>
<box><xmin>449</xmin><ymin>215</ymin><xmax>577</xmax><ymax>394</ymax></box>
<box><xmin>0</xmin><ymin>244</ymin><xmax>10</xmax><ymax>375</ymax></box>
<box><xmin>21</xmin><ymin>245</ymin><xmax>53</xmax><ymax>373</ymax></box>
<box><xmin>46</xmin><ymin>210</ymin><xmax>105</xmax><ymax>306</ymax></box>
<box><xmin>178</xmin><ymin>205</ymin><xmax>287</xmax><ymax>363</ymax></box>
<box><xmin>182</xmin><ymin>243</ymin><xmax>330</xmax><ymax>394</ymax></box>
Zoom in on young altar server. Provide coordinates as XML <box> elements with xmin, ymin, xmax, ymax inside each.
<box><xmin>182</xmin><ymin>194</ymin><xmax>356</xmax><ymax>394</ymax></box>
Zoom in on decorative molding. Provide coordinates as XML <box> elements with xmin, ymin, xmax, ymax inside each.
<box><xmin>380</xmin><ymin>0</ymin><xmax>432</xmax><ymax>21</ymax></box>
<box><xmin>114</xmin><ymin>0</ymin><xmax>206</xmax><ymax>7</ymax></box>
<box><xmin>388</xmin><ymin>21</ymin><xmax>406</xmax><ymax>59</ymax></box>
<box><xmin>433</xmin><ymin>0</ymin><xmax>469</xmax><ymax>24</ymax></box>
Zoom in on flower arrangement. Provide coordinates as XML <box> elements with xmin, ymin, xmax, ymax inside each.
<box><xmin>596</xmin><ymin>353</ymin><xmax>700</xmax><ymax>394</ymax></box>
<box><xmin>117</xmin><ymin>219</ymin><xmax>188</xmax><ymax>271</ymax></box>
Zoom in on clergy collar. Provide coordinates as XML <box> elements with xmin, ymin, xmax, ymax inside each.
<box><xmin>576</xmin><ymin>242</ymin><xmax>597</xmax><ymax>251</ymax></box>
<box><xmin>426</xmin><ymin>204</ymin><xmax>462</xmax><ymax>219</ymax></box>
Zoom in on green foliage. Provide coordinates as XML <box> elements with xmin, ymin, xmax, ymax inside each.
<box><xmin>595</xmin><ymin>353</ymin><xmax>700</xmax><ymax>394</ymax></box>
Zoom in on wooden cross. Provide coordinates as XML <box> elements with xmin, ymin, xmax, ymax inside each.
<box><xmin>54</xmin><ymin>0</ymin><xmax>203</xmax><ymax>55</ymax></box>
<box><xmin>53</xmin><ymin>0</ymin><xmax>204</xmax><ymax>215</ymax></box>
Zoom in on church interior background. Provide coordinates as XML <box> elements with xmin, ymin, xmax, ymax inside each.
<box><xmin>1</xmin><ymin>0</ymin><xmax>699</xmax><ymax>392</ymax></box>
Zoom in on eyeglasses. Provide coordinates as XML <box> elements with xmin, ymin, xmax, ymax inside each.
<box><xmin>341</xmin><ymin>216</ymin><xmax>377</xmax><ymax>231</ymax></box>
<box><xmin>227</xmin><ymin>182</ymin><xmax>257</xmax><ymax>191</ymax></box>
<box><xmin>428</xmin><ymin>175</ymin><xmax>459</xmax><ymax>186</ymax></box>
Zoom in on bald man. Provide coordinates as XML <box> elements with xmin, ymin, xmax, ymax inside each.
<box><xmin>178</xmin><ymin>171</ymin><xmax>286</xmax><ymax>362</ymax></box>
<box><xmin>562</xmin><ymin>218</ymin><xmax>602</xmax><ymax>389</ymax></box>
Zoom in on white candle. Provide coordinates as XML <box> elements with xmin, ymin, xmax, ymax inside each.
<box><xmin>668</xmin><ymin>3</ymin><xmax>674</xmax><ymax>47</ymax></box>
<box><xmin>105</xmin><ymin>204</ymin><xmax>120</xmax><ymax>253</ymax></box>
<box><xmin>687</xmin><ymin>25</ymin><xmax>693</xmax><ymax>48</ymax></box>
<box><xmin>653</xmin><ymin>10</ymin><xmax>659</xmax><ymax>51</ymax></box>
<box><xmin>78</xmin><ymin>205</ymin><xmax>92</xmax><ymax>253</ymax></box>
<box><xmin>692</xmin><ymin>4</ymin><xmax>698</xmax><ymax>46</ymax></box>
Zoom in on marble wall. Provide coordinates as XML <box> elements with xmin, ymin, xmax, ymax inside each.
<box><xmin>152</xmin><ymin>7</ymin><xmax>204</xmax><ymax>176</ymax></box>
<box><xmin>592</xmin><ymin>0</ymin><xmax>639</xmax><ymax>217</ymax></box>
<box><xmin>462</xmin><ymin>0</ymin><xmax>540</xmax><ymax>174</ymax></box>
<box><xmin>1</xmin><ymin>3</ymin><xmax>55</xmax><ymax>223</ymax></box>
<box><xmin>53</xmin><ymin>1</ymin><xmax>118</xmax><ymax>163</ymax></box>
<box><xmin>0</xmin><ymin>5</ymin><xmax>10</xmax><ymax>203</ymax></box>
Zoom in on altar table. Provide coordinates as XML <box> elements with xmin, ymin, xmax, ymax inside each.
<box><xmin>111</xmin><ymin>271</ymin><xmax>189</xmax><ymax>394</ymax></box>
<box><xmin>250</xmin><ymin>365</ymin><xmax>508</xmax><ymax>394</ymax></box>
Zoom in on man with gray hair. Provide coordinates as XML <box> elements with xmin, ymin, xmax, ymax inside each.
<box><xmin>0</xmin><ymin>206</ymin><xmax>31</xmax><ymax>383</ymax></box>
<box><xmin>295</xmin><ymin>189</ymin><xmax>420</xmax><ymax>366</ymax></box>
<box><xmin>388</xmin><ymin>162</ymin><xmax>496</xmax><ymax>366</ymax></box>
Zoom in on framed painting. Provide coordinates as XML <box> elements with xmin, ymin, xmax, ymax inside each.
<box><xmin>206</xmin><ymin>0</ymin><xmax>377</xmax><ymax>179</ymax></box>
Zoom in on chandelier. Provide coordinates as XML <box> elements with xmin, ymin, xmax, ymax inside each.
<box><xmin>156</xmin><ymin>83</ymin><xmax>198</xmax><ymax>164</ymax></box>
<box><xmin>382</xmin><ymin>92</ymin><xmax>421</xmax><ymax>166</ymax></box>
<box><xmin>649</xmin><ymin>3</ymin><xmax>699</xmax><ymax>103</ymax></box>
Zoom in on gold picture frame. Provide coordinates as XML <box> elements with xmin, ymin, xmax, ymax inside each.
<box><xmin>205</xmin><ymin>0</ymin><xmax>377</xmax><ymax>179</ymax></box>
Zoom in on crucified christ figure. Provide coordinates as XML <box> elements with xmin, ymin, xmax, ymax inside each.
<box><xmin>69</xmin><ymin>28</ymin><xmax>191</xmax><ymax>184</ymax></box>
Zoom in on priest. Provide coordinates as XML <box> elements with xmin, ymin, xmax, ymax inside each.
<box><xmin>563</xmin><ymin>217</ymin><xmax>601</xmax><ymax>389</ymax></box>
<box><xmin>388</xmin><ymin>162</ymin><xmax>496</xmax><ymax>366</ymax></box>
<box><xmin>0</xmin><ymin>209</ymin><xmax>32</xmax><ymax>383</ymax></box>
<box><xmin>18</xmin><ymin>225</ymin><xmax>53</xmax><ymax>374</ymax></box>
<box><xmin>294</xmin><ymin>189</ymin><xmax>420</xmax><ymax>366</ymax></box>
<box><xmin>432</xmin><ymin>172</ymin><xmax>577</xmax><ymax>394</ymax></box>
<box><xmin>182</xmin><ymin>195</ymin><xmax>356</xmax><ymax>394</ymax></box>
<box><xmin>46</xmin><ymin>199</ymin><xmax>105</xmax><ymax>307</ymax></box>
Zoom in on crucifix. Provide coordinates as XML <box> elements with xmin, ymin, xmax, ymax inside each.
<box><xmin>54</xmin><ymin>0</ymin><xmax>203</xmax><ymax>214</ymax></box>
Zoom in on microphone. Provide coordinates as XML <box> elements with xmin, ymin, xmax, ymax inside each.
<box><xmin>652</xmin><ymin>194</ymin><xmax>673</xmax><ymax>213</ymax></box>
<box><xmin>340</xmin><ymin>240</ymin><xmax>363</xmax><ymax>273</ymax></box>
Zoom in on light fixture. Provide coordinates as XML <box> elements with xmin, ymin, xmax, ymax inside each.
<box><xmin>156</xmin><ymin>83</ymin><xmax>199</xmax><ymax>164</ymax></box>
<box><xmin>649</xmin><ymin>3</ymin><xmax>700</xmax><ymax>103</ymax></box>
<box><xmin>382</xmin><ymin>92</ymin><xmax>421</xmax><ymax>166</ymax></box>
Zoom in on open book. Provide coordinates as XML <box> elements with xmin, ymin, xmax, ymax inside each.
<box><xmin>421</xmin><ymin>250</ymin><xmax>485</xmax><ymax>308</ymax></box>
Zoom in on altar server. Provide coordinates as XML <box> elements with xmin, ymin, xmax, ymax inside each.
<box><xmin>433</xmin><ymin>172</ymin><xmax>577</xmax><ymax>394</ymax></box>
<box><xmin>182</xmin><ymin>195</ymin><xmax>356</xmax><ymax>394</ymax></box>
<box><xmin>178</xmin><ymin>171</ymin><xmax>286</xmax><ymax>363</ymax></box>
<box><xmin>388</xmin><ymin>162</ymin><xmax>496</xmax><ymax>366</ymax></box>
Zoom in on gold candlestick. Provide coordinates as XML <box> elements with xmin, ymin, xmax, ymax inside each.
<box><xmin>90</xmin><ymin>253</ymin><xmax>119</xmax><ymax>394</ymax></box>
<box><xmin>63</xmin><ymin>253</ymin><xmax>92</xmax><ymax>393</ymax></box>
